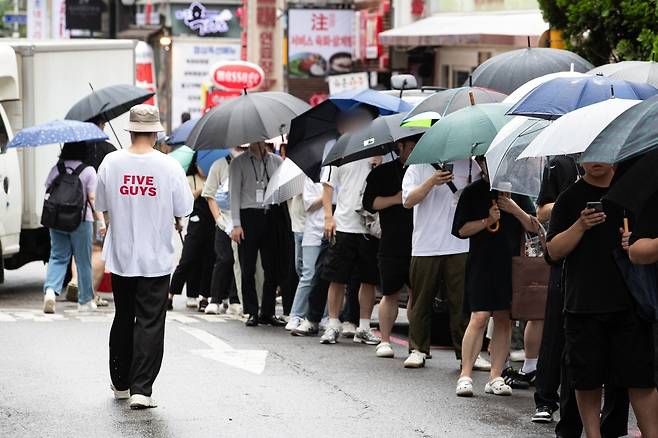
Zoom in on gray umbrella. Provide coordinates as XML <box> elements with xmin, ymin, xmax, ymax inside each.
<box><xmin>589</xmin><ymin>61</ymin><xmax>658</xmax><ymax>87</ymax></box>
<box><xmin>470</xmin><ymin>47</ymin><xmax>594</xmax><ymax>95</ymax></box>
<box><xmin>188</xmin><ymin>92</ymin><xmax>310</xmax><ymax>150</ymax></box>
<box><xmin>323</xmin><ymin>113</ymin><xmax>427</xmax><ymax>167</ymax></box>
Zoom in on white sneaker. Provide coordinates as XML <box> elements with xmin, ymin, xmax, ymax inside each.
<box><xmin>111</xmin><ymin>384</ymin><xmax>130</xmax><ymax>400</ymax></box>
<box><xmin>404</xmin><ymin>350</ymin><xmax>427</xmax><ymax>368</ymax></box>
<box><xmin>353</xmin><ymin>328</ymin><xmax>381</xmax><ymax>345</ymax></box>
<box><xmin>341</xmin><ymin>321</ymin><xmax>357</xmax><ymax>338</ymax></box>
<box><xmin>227</xmin><ymin>303</ymin><xmax>243</xmax><ymax>316</ymax></box>
<box><xmin>319</xmin><ymin>317</ymin><xmax>329</xmax><ymax>331</ymax></box>
<box><xmin>129</xmin><ymin>394</ymin><xmax>158</xmax><ymax>409</ymax></box>
<box><xmin>375</xmin><ymin>342</ymin><xmax>394</xmax><ymax>358</ymax></box>
<box><xmin>320</xmin><ymin>326</ymin><xmax>340</xmax><ymax>344</ymax></box>
<box><xmin>485</xmin><ymin>377</ymin><xmax>513</xmax><ymax>396</ymax></box>
<box><xmin>473</xmin><ymin>354</ymin><xmax>492</xmax><ymax>371</ymax></box>
<box><xmin>510</xmin><ymin>349</ymin><xmax>526</xmax><ymax>362</ymax></box>
<box><xmin>186</xmin><ymin>297</ymin><xmax>199</xmax><ymax>308</ymax></box>
<box><xmin>78</xmin><ymin>300</ymin><xmax>98</xmax><ymax>312</ymax></box>
<box><xmin>204</xmin><ymin>303</ymin><xmax>220</xmax><ymax>314</ymax></box>
<box><xmin>456</xmin><ymin>377</ymin><xmax>474</xmax><ymax>397</ymax></box>
<box><xmin>285</xmin><ymin>316</ymin><xmax>302</xmax><ymax>331</ymax></box>
<box><xmin>291</xmin><ymin>319</ymin><xmax>319</xmax><ymax>337</ymax></box>
<box><xmin>43</xmin><ymin>288</ymin><xmax>56</xmax><ymax>314</ymax></box>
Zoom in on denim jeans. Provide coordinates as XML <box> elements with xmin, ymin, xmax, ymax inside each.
<box><xmin>289</xmin><ymin>244</ymin><xmax>321</xmax><ymax>319</ymax></box>
<box><xmin>44</xmin><ymin>221</ymin><xmax>93</xmax><ymax>305</ymax></box>
<box><xmin>293</xmin><ymin>232</ymin><xmax>303</xmax><ymax>277</ymax></box>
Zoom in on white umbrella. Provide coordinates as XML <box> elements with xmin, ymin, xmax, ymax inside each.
<box><xmin>485</xmin><ymin>116</ymin><xmax>550</xmax><ymax>197</ymax></box>
<box><xmin>504</xmin><ymin>71</ymin><xmax>589</xmax><ymax>104</ymax></box>
<box><xmin>517</xmin><ymin>98</ymin><xmax>642</xmax><ymax>159</ymax></box>
<box><xmin>264</xmin><ymin>158</ymin><xmax>306</xmax><ymax>204</ymax></box>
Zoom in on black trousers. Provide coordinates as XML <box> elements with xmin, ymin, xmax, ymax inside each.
<box><xmin>238</xmin><ymin>209</ymin><xmax>277</xmax><ymax>317</ymax></box>
<box><xmin>535</xmin><ymin>266</ymin><xmax>629</xmax><ymax>437</ymax></box>
<box><xmin>170</xmin><ymin>218</ymin><xmax>214</xmax><ymax>298</ymax></box>
<box><xmin>306</xmin><ymin>240</ymin><xmax>361</xmax><ymax>325</ymax></box>
<box><xmin>109</xmin><ymin>274</ymin><xmax>169</xmax><ymax>396</ymax></box>
<box><xmin>210</xmin><ymin>228</ymin><xmax>238</xmax><ymax>304</ymax></box>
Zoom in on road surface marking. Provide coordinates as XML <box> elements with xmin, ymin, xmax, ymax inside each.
<box><xmin>180</xmin><ymin>325</ymin><xmax>268</xmax><ymax>375</ymax></box>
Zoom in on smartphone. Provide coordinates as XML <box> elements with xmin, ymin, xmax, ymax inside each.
<box><xmin>442</xmin><ymin>163</ymin><xmax>454</xmax><ymax>174</ymax></box>
<box><xmin>586</xmin><ymin>201</ymin><xmax>603</xmax><ymax>212</ymax></box>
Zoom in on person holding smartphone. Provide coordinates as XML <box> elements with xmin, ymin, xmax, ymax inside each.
<box><xmin>547</xmin><ymin>161</ymin><xmax>658</xmax><ymax>437</ymax></box>
<box><xmin>452</xmin><ymin>156</ymin><xmax>536</xmax><ymax>397</ymax></box>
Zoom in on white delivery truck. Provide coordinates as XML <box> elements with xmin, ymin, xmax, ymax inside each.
<box><xmin>0</xmin><ymin>39</ymin><xmax>136</xmax><ymax>282</ymax></box>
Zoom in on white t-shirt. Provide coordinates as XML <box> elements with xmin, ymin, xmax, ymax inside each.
<box><xmin>96</xmin><ymin>149</ymin><xmax>194</xmax><ymax>277</ymax></box>
<box><xmin>402</xmin><ymin>161</ymin><xmax>478</xmax><ymax>257</ymax></box>
<box><xmin>325</xmin><ymin>158</ymin><xmax>373</xmax><ymax>234</ymax></box>
<box><xmin>288</xmin><ymin>194</ymin><xmax>307</xmax><ymax>234</ymax></box>
<box><xmin>302</xmin><ymin>178</ymin><xmax>324</xmax><ymax>247</ymax></box>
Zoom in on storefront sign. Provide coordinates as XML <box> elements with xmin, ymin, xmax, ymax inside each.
<box><xmin>135</xmin><ymin>42</ymin><xmax>157</xmax><ymax>107</ymax></box>
<box><xmin>51</xmin><ymin>0</ymin><xmax>69</xmax><ymax>38</ymax></box>
<box><xmin>171</xmin><ymin>39</ymin><xmax>241</xmax><ymax>124</ymax></box>
<box><xmin>65</xmin><ymin>0</ymin><xmax>103</xmax><ymax>31</ymax></box>
<box><xmin>256</xmin><ymin>0</ymin><xmax>276</xmax><ymax>90</ymax></box>
<box><xmin>288</xmin><ymin>9</ymin><xmax>355</xmax><ymax>78</ymax></box>
<box><xmin>211</xmin><ymin>61</ymin><xmax>264</xmax><ymax>90</ymax></box>
<box><xmin>174</xmin><ymin>2</ymin><xmax>233</xmax><ymax>37</ymax></box>
<box><xmin>328</xmin><ymin>72</ymin><xmax>369</xmax><ymax>95</ymax></box>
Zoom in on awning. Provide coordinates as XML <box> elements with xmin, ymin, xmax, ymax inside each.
<box><xmin>379</xmin><ymin>10</ymin><xmax>549</xmax><ymax>47</ymax></box>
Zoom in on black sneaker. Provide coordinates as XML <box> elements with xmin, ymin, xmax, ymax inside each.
<box><xmin>197</xmin><ymin>298</ymin><xmax>209</xmax><ymax>312</ymax></box>
<box><xmin>502</xmin><ymin>366</ymin><xmax>534</xmax><ymax>389</ymax></box>
<box><xmin>531</xmin><ymin>406</ymin><xmax>554</xmax><ymax>423</ymax></box>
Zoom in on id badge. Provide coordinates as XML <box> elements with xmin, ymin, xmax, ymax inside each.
<box><xmin>256</xmin><ymin>189</ymin><xmax>264</xmax><ymax>203</ymax></box>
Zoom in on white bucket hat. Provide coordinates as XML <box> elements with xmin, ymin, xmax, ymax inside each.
<box><xmin>126</xmin><ymin>104</ymin><xmax>165</xmax><ymax>133</ymax></box>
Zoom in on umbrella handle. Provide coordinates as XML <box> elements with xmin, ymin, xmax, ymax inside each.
<box><xmin>487</xmin><ymin>199</ymin><xmax>500</xmax><ymax>233</ymax></box>
<box><xmin>623</xmin><ymin>217</ymin><xmax>629</xmax><ymax>233</ymax></box>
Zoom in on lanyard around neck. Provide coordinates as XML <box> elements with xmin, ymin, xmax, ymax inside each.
<box><xmin>249</xmin><ymin>154</ymin><xmax>269</xmax><ymax>183</ymax></box>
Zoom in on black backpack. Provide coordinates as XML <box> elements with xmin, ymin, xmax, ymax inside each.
<box><xmin>41</xmin><ymin>161</ymin><xmax>90</xmax><ymax>232</ymax></box>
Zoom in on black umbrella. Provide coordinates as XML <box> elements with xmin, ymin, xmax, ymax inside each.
<box><xmin>65</xmin><ymin>84</ymin><xmax>155</xmax><ymax>122</ymax></box>
<box><xmin>188</xmin><ymin>92</ymin><xmax>310</xmax><ymax>150</ymax></box>
<box><xmin>605</xmin><ymin>148</ymin><xmax>658</xmax><ymax>216</ymax></box>
<box><xmin>470</xmin><ymin>46</ymin><xmax>594</xmax><ymax>95</ymax></box>
<box><xmin>323</xmin><ymin>113</ymin><xmax>427</xmax><ymax>167</ymax></box>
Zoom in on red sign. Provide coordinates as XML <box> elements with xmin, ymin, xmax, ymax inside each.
<box><xmin>203</xmin><ymin>89</ymin><xmax>242</xmax><ymax>112</ymax></box>
<box><xmin>211</xmin><ymin>61</ymin><xmax>265</xmax><ymax>90</ymax></box>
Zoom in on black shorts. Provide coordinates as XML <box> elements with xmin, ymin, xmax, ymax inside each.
<box><xmin>564</xmin><ymin>310</ymin><xmax>655</xmax><ymax>390</ymax></box>
<box><xmin>378</xmin><ymin>256</ymin><xmax>410</xmax><ymax>295</ymax></box>
<box><xmin>322</xmin><ymin>231</ymin><xmax>379</xmax><ymax>285</ymax></box>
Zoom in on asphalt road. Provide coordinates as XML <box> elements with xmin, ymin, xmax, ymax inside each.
<box><xmin>1</xmin><ymin>262</ymin><xmax>560</xmax><ymax>438</ymax></box>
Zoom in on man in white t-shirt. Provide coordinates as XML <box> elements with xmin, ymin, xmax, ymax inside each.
<box><xmin>96</xmin><ymin>105</ymin><xmax>194</xmax><ymax>409</ymax></box>
<box><xmin>320</xmin><ymin>105</ymin><xmax>382</xmax><ymax>346</ymax></box>
<box><xmin>401</xmin><ymin>160</ymin><xmax>480</xmax><ymax>369</ymax></box>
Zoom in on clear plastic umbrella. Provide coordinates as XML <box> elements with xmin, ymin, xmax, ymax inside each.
<box><xmin>485</xmin><ymin>117</ymin><xmax>550</xmax><ymax>197</ymax></box>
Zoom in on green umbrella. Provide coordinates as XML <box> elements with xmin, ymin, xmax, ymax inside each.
<box><xmin>169</xmin><ymin>145</ymin><xmax>195</xmax><ymax>172</ymax></box>
<box><xmin>406</xmin><ymin>103</ymin><xmax>513</xmax><ymax>165</ymax></box>
<box><xmin>580</xmin><ymin>94</ymin><xmax>658</xmax><ymax>163</ymax></box>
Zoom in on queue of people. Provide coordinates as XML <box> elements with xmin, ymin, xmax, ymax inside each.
<box><xmin>39</xmin><ymin>102</ymin><xmax>658</xmax><ymax>433</ymax></box>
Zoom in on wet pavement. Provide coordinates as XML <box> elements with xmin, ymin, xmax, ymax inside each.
<box><xmin>1</xmin><ymin>262</ymin><xmax>564</xmax><ymax>437</ymax></box>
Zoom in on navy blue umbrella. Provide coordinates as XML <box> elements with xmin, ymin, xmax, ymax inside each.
<box><xmin>7</xmin><ymin>120</ymin><xmax>108</xmax><ymax>148</ymax></box>
<box><xmin>166</xmin><ymin>118</ymin><xmax>199</xmax><ymax>146</ymax></box>
<box><xmin>507</xmin><ymin>75</ymin><xmax>658</xmax><ymax>120</ymax></box>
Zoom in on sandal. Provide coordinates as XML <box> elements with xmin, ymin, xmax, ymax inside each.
<box><xmin>456</xmin><ymin>376</ymin><xmax>473</xmax><ymax>397</ymax></box>
<box><xmin>94</xmin><ymin>295</ymin><xmax>109</xmax><ymax>307</ymax></box>
<box><xmin>485</xmin><ymin>377</ymin><xmax>512</xmax><ymax>396</ymax></box>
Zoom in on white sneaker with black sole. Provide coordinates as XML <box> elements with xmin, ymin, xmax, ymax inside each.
<box><xmin>532</xmin><ymin>406</ymin><xmax>554</xmax><ymax>423</ymax></box>
<box><xmin>292</xmin><ymin>319</ymin><xmax>319</xmax><ymax>337</ymax></box>
<box><xmin>129</xmin><ymin>394</ymin><xmax>157</xmax><ymax>409</ymax></box>
<box><xmin>285</xmin><ymin>316</ymin><xmax>302</xmax><ymax>331</ymax></box>
<box><xmin>320</xmin><ymin>327</ymin><xmax>340</xmax><ymax>344</ymax></box>
<box><xmin>341</xmin><ymin>322</ymin><xmax>357</xmax><ymax>338</ymax></box>
<box><xmin>204</xmin><ymin>303</ymin><xmax>221</xmax><ymax>315</ymax></box>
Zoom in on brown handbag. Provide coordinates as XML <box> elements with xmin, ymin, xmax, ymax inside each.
<box><xmin>511</xmin><ymin>218</ymin><xmax>550</xmax><ymax>321</ymax></box>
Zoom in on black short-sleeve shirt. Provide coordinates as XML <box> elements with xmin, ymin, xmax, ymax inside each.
<box><xmin>547</xmin><ymin>179</ymin><xmax>633</xmax><ymax>314</ymax></box>
<box><xmin>537</xmin><ymin>155</ymin><xmax>582</xmax><ymax>207</ymax></box>
<box><xmin>362</xmin><ymin>159</ymin><xmax>412</xmax><ymax>258</ymax></box>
